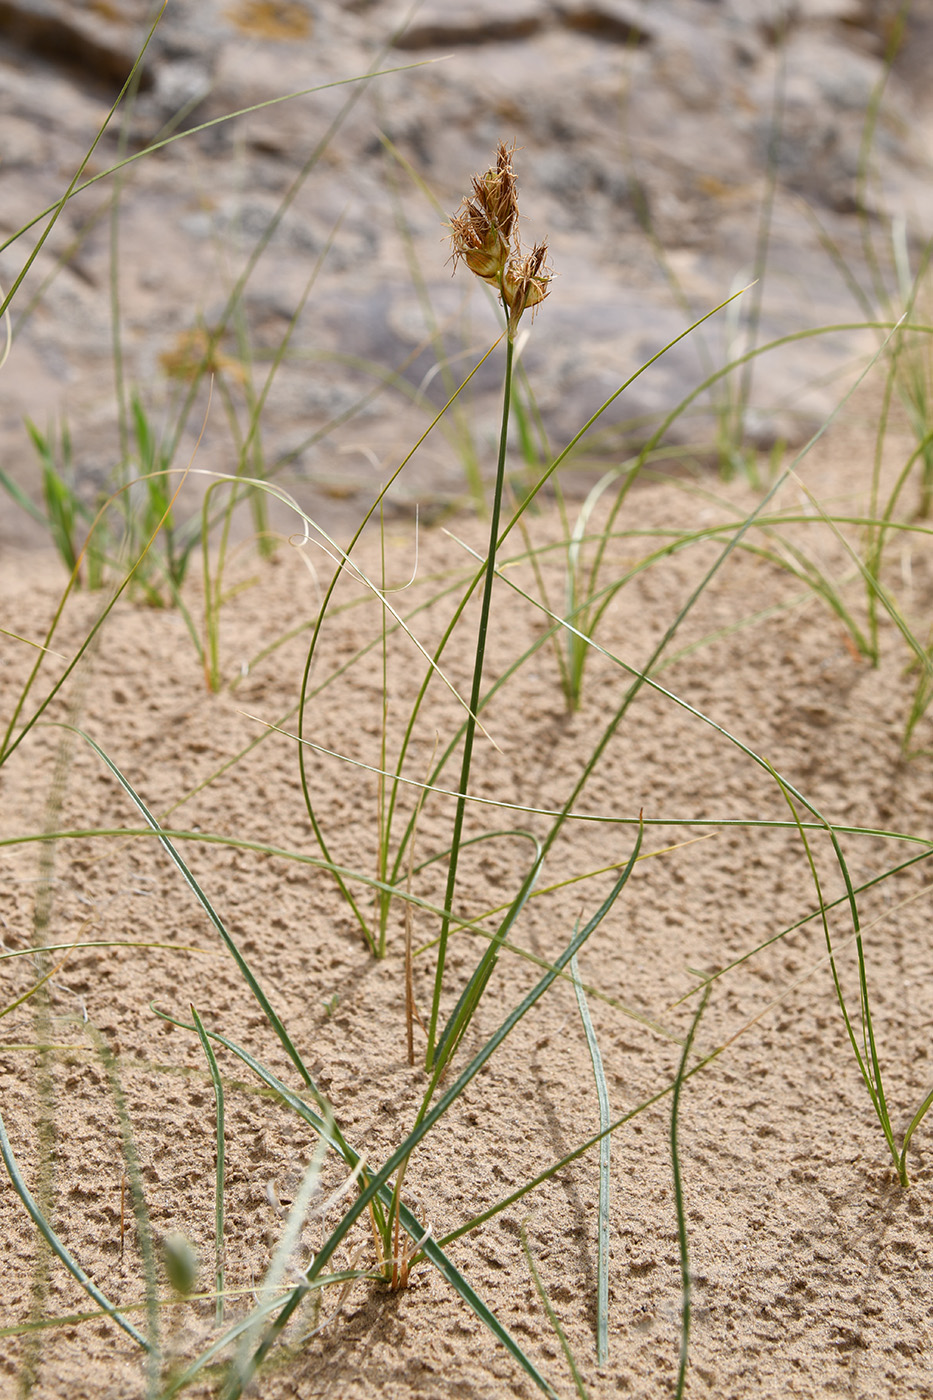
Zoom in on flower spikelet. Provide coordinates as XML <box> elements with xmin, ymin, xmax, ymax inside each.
<box><xmin>448</xmin><ymin>142</ymin><xmax>552</xmax><ymax>339</ymax></box>
<box><xmin>448</xmin><ymin>141</ymin><xmax>517</xmax><ymax>284</ymax></box>
<box><xmin>501</xmin><ymin>239</ymin><xmax>552</xmax><ymax>337</ymax></box>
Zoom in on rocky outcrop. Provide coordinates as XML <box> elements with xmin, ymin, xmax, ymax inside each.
<box><xmin>0</xmin><ymin>0</ymin><xmax>930</xmax><ymax>541</ymax></box>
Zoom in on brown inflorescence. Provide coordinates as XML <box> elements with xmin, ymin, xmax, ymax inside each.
<box><xmin>448</xmin><ymin>142</ymin><xmax>552</xmax><ymax>339</ymax></box>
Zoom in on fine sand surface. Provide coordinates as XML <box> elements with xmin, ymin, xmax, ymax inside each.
<box><xmin>1</xmin><ymin>400</ymin><xmax>933</xmax><ymax>1399</ymax></box>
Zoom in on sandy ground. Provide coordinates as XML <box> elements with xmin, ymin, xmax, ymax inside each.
<box><xmin>1</xmin><ymin>403</ymin><xmax>933</xmax><ymax>1399</ymax></box>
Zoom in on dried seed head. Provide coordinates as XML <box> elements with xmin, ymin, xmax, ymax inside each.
<box><xmin>501</xmin><ymin>240</ymin><xmax>552</xmax><ymax>337</ymax></box>
<box><xmin>477</xmin><ymin>140</ymin><xmax>518</xmax><ymax>244</ymax></box>
<box><xmin>448</xmin><ymin>142</ymin><xmax>552</xmax><ymax>339</ymax></box>
<box><xmin>448</xmin><ymin>141</ymin><xmax>517</xmax><ymax>284</ymax></box>
<box><xmin>448</xmin><ymin>203</ymin><xmax>509</xmax><ymax>284</ymax></box>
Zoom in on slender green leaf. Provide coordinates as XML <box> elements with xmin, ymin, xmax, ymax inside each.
<box><xmin>0</xmin><ymin>1107</ymin><xmax>150</xmax><ymax>1352</ymax></box>
<box><xmin>571</xmin><ymin>950</ymin><xmax>610</xmax><ymax>1368</ymax></box>
<box><xmin>191</xmin><ymin>1006</ymin><xmax>226</xmax><ymax>1326</ymax></box>
<box><xmin>522</xmin><ymin>1221</ymin><xmax>590</xmax><ymax>1399</ymax></box>
<box><xmin>671</xmin><ymin>986</ymin><xmax>710</xmax><ymax>1400</ymax></box>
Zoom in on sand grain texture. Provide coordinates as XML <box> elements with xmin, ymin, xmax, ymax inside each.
<box><xmin>1</xmin><ymin>416</ymin><xmax>933</xmax><ymax>1399</ymax></box>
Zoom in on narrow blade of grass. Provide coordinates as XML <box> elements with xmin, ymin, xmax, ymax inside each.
<box><xmin>0</xmin><ymin>949</ymin><xmax>75</xmax><ymax>1020</ymax></box>
<box><xmin>571</xmin><ymin>950</ymin><xmax>610</xmax><ymax>1368</ymax></box>
<box><xmin>671</xmin><ymin>985</ymin><xmax>710</xmax><ymax>1400</ymax></box>
<box><xmin>191</xmin><ymin>1006</ymin><xmax>226</xmax><ymax>1327</ymax></box>
<box><xmin>899</xmin><ymin>1082</ymin><xmax>933</xmax><ymax>1180</ymax></box>
<box><xmin>766</xmin><ymin>764</ymin><xmax>900</xmax><ymax>1178</ymax></box>
<box><xmin>521</xmin><ymin>1221</ymin><xmax>590</xmax><ymax>1400</ymax></box>
<box><xmin>0</xmin><ymin>1106</ymin><xmax>151</xmax><ymax>1352</ymax></box>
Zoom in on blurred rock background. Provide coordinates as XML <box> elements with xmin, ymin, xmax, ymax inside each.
<box><xmin>1</xmin><ymin>0</ymin><xmax>932</xmax><ymax>545</ymax></box>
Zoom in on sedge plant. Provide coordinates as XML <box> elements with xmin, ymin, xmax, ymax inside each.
<box><xmin>6</xmin><ymin>12</ymin><xmax>933</xmax><ymax>1390</ymax></box>
<box><xmin>427</xmin><ymin>141</ymin><xmax>553</xmax><ymax>1067</ymax></box>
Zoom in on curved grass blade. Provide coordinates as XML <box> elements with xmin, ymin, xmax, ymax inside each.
<box><xmin>0</xmin><ymin>939</ymin><xmax>210</xmax><ymax>963</ymax></box>
<box><xmin>0</xmin><ymin>56</ymin><xmax>440</xmax><ymax>270</ymax></box>
<box><xmin>671</xmin><ymin>985</ymin><xmax>710</xmax><ymax>1400</ymax></box>
<box><xmin>416</xmin><ymin>1233</ymin><xmax>560</xmax><ymax>1400</ymax></box>
<box><xmin>671</xmin><ymin>842</ymin><xmax>933</xmax><ymax>1005</ymax></box>
<box><xmin>793</xmin><ymin>470</ymin><xmax>933</xmax><ymax>681</ymax></box>
<box><xmin>521</xmin><ymin>1221</ymin><xmax>590</xmax><ymax>1400</ymax></box>
<box><xmin>767</xmin><ymin>767</ymin><xmax>900</xmax><ymax>1178</ymax></box>
<box><xmin>571</xmin><ymin>950</ymin><xmax>610</xmax><ymax>1368</ymax></box>
<box><xmin>0</xmin><ymin>1107</ymin><xmax>150</xmax><ymax>1352</ymax></box>
<box><xmin>191</xmin><ymin>1006</ymin><xmax>226</xmax><ymax>1327</ymax></box>
<box><xmin>899</xmin><ymin>1083</ymin><xmax>933</xmax><ymax>1180</ymax></box>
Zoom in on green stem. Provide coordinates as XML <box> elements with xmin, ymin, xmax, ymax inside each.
<box><xmin>426</xmin><ymin>334</ymin><xmax>515</xmax><ymax>1066</ymax></box>
<box><xmin>378</xmin><ymin>501</ymin><xmax>390</xmax><ymax>956</ymax></box>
